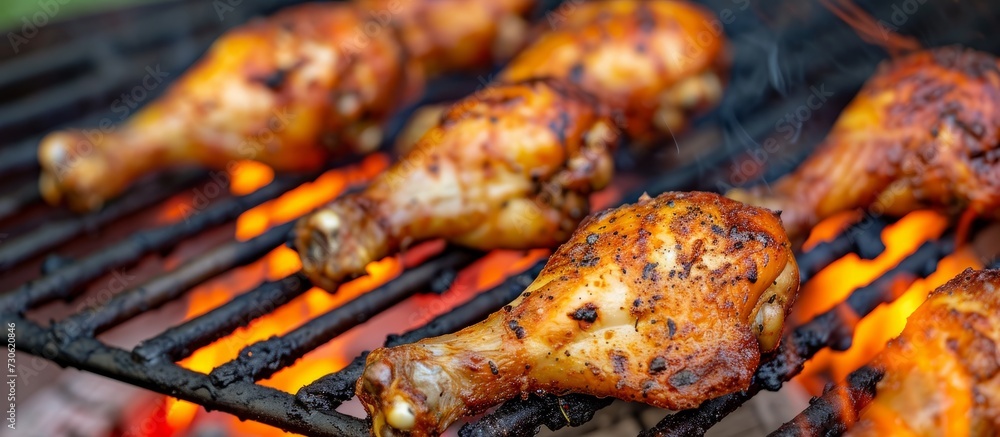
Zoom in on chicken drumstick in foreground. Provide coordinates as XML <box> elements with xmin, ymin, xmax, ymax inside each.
<box><xmin>357</xmin><ymin>192</ymin><xmax>799</xmax><ymax>436</ymax></box>
<box><xmin>841</xmin><ymin>268</ymin><xmax>1000</xmax><ymax>436</ymax></box>
<box><xmin>728</xmin><ymin>46</ymin><xmax>1000</xmax><ymax>243</ymax></box>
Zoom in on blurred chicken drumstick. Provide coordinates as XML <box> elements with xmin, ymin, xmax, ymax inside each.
<box><xmin>39</xmin><ymin>0</ymin><xmax>533</xmax><ymax>212</ymax></box>
<box><xmin>357</xmin><ymin>192</ymin><xmax>799</xmax><ymax>436</ymax></box>
<box><xmin>296</xmin><ymin>0</ymin><xmax>728</xmax><ymax>289</ymax></box>
<box><xmin>728</xmin><ymin>47</ymin><xmax>1000</xmax><ymax>243</ymax></box>
<box><xmin>817</xmin><ymin>268</ymin><xmax>1000</xmax><ymax>436</ymax></box>
<box><xmin>500</xmin><ymin>0</ymin><xmax>726</xmax><ymax>141</ymax></box>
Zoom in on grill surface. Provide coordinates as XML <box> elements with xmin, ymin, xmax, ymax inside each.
<box><xmin>2</xmin><ymin>0</ymin><xmax>1000</xmax><ymax>436</ymax></box>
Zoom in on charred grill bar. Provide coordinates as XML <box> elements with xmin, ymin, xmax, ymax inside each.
<box><xmin>768</xmin><ymin>365</ymin><xmax>885</xmax><ymax>437</ymax></box>
<box><xmin>2</xmin><ymin>0</ymin><xmax>999</xmax><ymax>436</ymax></box>
<box><xmin>1</xmin><ymin>171</ymin><xmax>323</xmax><ymax>314</ymax></box>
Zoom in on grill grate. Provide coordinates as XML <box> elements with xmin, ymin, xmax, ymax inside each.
<box><xmin>2</xmin><ymin>0</ymin><xmax>1000</xmax><ymax>436</ymax></box>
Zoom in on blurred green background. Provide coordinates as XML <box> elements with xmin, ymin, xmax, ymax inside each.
<box><xmin>0</xmin><ymin>0</ymin><xmax>164</xmax><ymax>31</ymax></box>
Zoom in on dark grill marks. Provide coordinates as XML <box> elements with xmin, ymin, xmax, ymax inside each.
<box><xmin>570</xmin><ymin>303</ymin><xmax>599</xmax><ymax>323</ymax></box>
<box><xmin>649</xmin><ymin>356</ymin><xmax>667</xmax><ymax>374</ymax></box>
<box><xmin>507</xmin><ymin>319</ymin><xmax>526</xmax><ymax>339</ymax></box>
<box><xmin>670</xmin><ymin>369</ymin><xmax>699</xmax><ymax>387</ymax></box>
<box><xmin>611</xmin><ymin>352</ymin><xmax>628</xmax><ymax>375</ymax></box>
<box><xmin>642</xmin><ymin>262</ymin><xmax>659</xmax><ymax>281</ymax></box>
<box><xmin>569</xmin><ymin>63</ymin><xmax>585</xmax><ymax>83</ymax></box>
<box><xmin>746</xmin><ymin>260</ymin><xmax>759</xmax><ymax>284</ymax></box>
<box><xmin>488</xmin><ymin>361</ymin><xmax>499</xmax><ymax>375</ymax></box>
<box><xmin>254</xmin><ymin>68</ymin><xmax>288</xmax><ymax>90</ymax></box>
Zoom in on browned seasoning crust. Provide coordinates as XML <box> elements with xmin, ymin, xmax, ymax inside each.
<box><xmin>728</xmin><ymin>47</ymin><xmax>1000</xmax><ymax>243</ymax></box>
<box><xmin>500</xmin><ymin>0</ymin><xmax>727</xmax><ymax>141</ymax></box>
<box><xmin>37</xmin><ymin>0</ymin><xmax>535</xmax><ymax>212</ymax></box>
<box><xmin>297</xmin><ymin>0</ymin><xmax>731</xmax><ymax>291</ymax></box>
<box><xmin>356</xmin><ymin>0</ymin><xmax>534</xmax><ymax>76</ymax></box>
<box><xmin>846</xmin><ymin>268</ymin><xmax>1000</xmax><ymax>436</ymax></box>
<box><xmin>356</xmin><ymin>192</ymin><xmax>799</xmax><ymax>436</ymax></box>
<box><xmin>295</xmin><ymin>79</ymin><xmax>617</xmax><ymax>291</ymax></box>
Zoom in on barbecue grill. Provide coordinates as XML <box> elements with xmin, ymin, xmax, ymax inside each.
<box><xmin>3</xmin><ymin>0</ymin><xmax>1000</xmax><ymax>436</ymax></box>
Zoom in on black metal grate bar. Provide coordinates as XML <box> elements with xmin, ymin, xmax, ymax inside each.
<box><xmin>0</xmin><ymin>181</ymin><xmax>40</xmax><ymax>223</ymax></box>
<box><xmin>6</xmin><ymin>315</ymin><xmax>368</xmax><ymax>437</ymax></box>
<box><xmin>0</xmin><ymin>170</ymin><xmax>207</xmax><ymax>272</ymax></box>
<box><xmin>133</xmin><ymin>272</ymin><xmax>312</xmax><ymax>363</ymax></box>
<box><xmin>48</xmin><ymin>221</ymin><xmax>295</xmax><ymax>339</ymax></box>
<box><xmin>296</xmin><ymin>259</ymin><xmax>546</xmax><ymax>411</ymax></box>
<box><xmin>768</xmin><ymin>365</ymin><xmax>884</xmax><ymax>436</ymax></box>
<box><xmin>208</xmin><ymin>248</ymin><xmax>480</xmax><ymax>386</ymax></box>
<box><xmin>640</xmin><ymin>237</ymin><xmax>953</xmax><ymax>437</ymax></box>
<box><xmin>797</xmin><ymin>217</ymin><xmax>887</xmax><ymax>284</ymax></box>
<box><xmin>461</xmin><ymin>394</ymin><xmax>613</xmax><ymax>437</ymax></box>
<box><xmin>1</xmin><ymin>172</ymin><xmax>317</xmax><ymax>314</ymax></box>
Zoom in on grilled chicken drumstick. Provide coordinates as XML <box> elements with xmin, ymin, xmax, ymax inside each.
<box><xmin>356</xmin><ymin>192</ymin><xmax>799</xmax><ymax>436</ymax></box>
<box><xmin>728</xmin><ymin>47</ymin><xmax>1000</xmax><ymax>243</ymax></box>
<box><xmin>839</xmin><ymin>268</ymin><xmax>1000</xmax><ymax>436</ymax></box>
<box><xmin>500</xmin><ymin>0</ymin><xmax>726</xmax><ymax>141</ymax></box>
<box><xmin>297</xmin><ymin>0</ymin><xmax>728</xmax><ymax>289</ymax></box>
<box><xmin>356</xmin><ymin>0</ymin><xmax>531</xmax><ymax>76</ymax></box>
<box><xmin>297</xmin><ymin>79</ymin><xmax>617</xmax><ymax>291</ymax></box>
<box><xmin>39</xmin><ymin>1</ymin><xmax>533</xmax><ymax>211</ymax></box>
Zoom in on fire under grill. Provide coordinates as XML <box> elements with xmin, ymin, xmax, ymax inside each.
<box><xmin>3</xmin><ymin>0</ymin><xmax>1000</xmax><ymax>436</ymax></box>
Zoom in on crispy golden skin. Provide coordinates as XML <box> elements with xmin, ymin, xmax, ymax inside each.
<box><xmin>847</xmin><ymin>268</ymin><xmax>1000</xmax><ymax>436</ymax></box>
<box><xmin>729</xmin><ymin>47</ymin><xmax>1000</xmax><ymax>242</ymax></box>
<box><xmin>500</xmin><ymin>0</ymin><xmax>727</xmax><ymax>141</ymax></box>
<box><xmin>38</xmin><ymin>0</ymin><xmax>536</xmax><ymax>212</ymax></box>
<box><xmin>356</xmin><ymin>0</ymin><xmax>533</xmax><ymax>76</ymax></box>
<box><xmin>356</xmin><ymin>192</ymin><xmax>799</xmax><ymax>436</ymax></box>
<box><xmin>39</xmin><ymin>3</ymin><xmax>415</xmax><ymax>211</ymax></box>
<box><xmin>295</xmin><ymin>79</ymin><xmax>617</xmax><ymax>291</ymax></box>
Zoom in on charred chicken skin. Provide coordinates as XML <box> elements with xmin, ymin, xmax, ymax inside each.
<box><xmin>296</xmin><ymin>79</ymin><xmax>617</xmax><ymax>291</ymax></box>
<box><xmin>38</xmin><ymin>0</ymin><xmax>534</xmax><ymax>212</ymax></box>
<box><xmin>297</xmin><ymin>0</ymin><xmax>729</xmax><ymax>290</ymax></box>
<box><xmin>500</xmin><ymin>0</ymin><xmax>727</xmax><ymax>141</ymax></box>
<box><xmin>846</xmin><ymin>268</ymin><xmax>1000</xmax><ymax>436</ymax></box>
<box><xmin>356</xmin><ymin>0</ymin><xmax>532</xmax><ymax>76</ymax></box>
<box><xmin>728</xmin><ymin>47</ymin><xmax>1000</xmax><ymax>242</ymax></box>
<box><xmin>357</xmin><ymin>192</ymin><xmax>799</xmax><ymax>436</ymax></box>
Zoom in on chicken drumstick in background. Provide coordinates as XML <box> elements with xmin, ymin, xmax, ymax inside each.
<box><xmin>38</xmin><ymin>0</ymin><xmax>534</xmax><ymax>212</ymax></box>
<box><xmin>356</xmin><ymin>191</ymin><xmax>799</xmax><ymax>437</ymax></box>
<box><xmin>296</xmin><ymin>0</ymin><xmax>728</xmax><ymax>290</ymax></box>
<box><xmin>780</xmin><ymin>268</ymin><xmax>1000</xmax><ymax>436</ymax></box>
<box><xmin>728</xmin><ymin>46</ymin><xmax>1000</xmax><ymax>244</ymax></box>
<box><xmin>297</xmin><ymin>79</ymin><xmax>617</xmax><ymax>292</ymax></box>
<box><xmin>500</xmin><ymin>0</ymin><xmax>727</xmax><ymax>141</ymax></box>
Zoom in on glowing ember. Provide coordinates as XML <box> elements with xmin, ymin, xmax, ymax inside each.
<box><xmin>235</xmin><ymin>154</ymin><xmax>389</xmax><ymax>241</ymax></box>
<box><xmin>797</xmin><ymin>247</ymin><xmax>982</xmax><ymax>392</ymax></box>
<box><xmin>229</xmin><ymin>160</ymin><xmax>275</xmax><ymax>196</ymax></box>
<box><xmin>791</xmin><ymin>211</ymin><xmax>948</xmax><ymax>325</ymax></box>
<box><xmin>801</xmin><ymin>211</ymin><xmax>861</xmax><ymax>251</ymax></box>
<box><xmin>161</xmin><ymin>151</ymin><xmax>613</xmax><ymax>435</ymax></box>
<box><xmin>163</xmin><ymin>155</ymin><xmax>391</xmax><ymax>435</ymax></box>
<box><xmin>793</xmin><ymin>210</ymin><xmax>983</xmax><ymax>393</ymax></box>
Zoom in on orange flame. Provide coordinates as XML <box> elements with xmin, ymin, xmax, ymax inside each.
<box><xmin>791</xmin><ymin>211</ymin><xmax>948</xmax><ymax>325</ymax></box>
<box><xmin>159</xmin><ymin>152</ymin><xmax>552</xmax><ymax>436</ymax></box>
<box><xmin>164</xmin><ymin>155</ymin><xmax>392</xmax><ymax>435</ymax></box>
<box><xmin>793</xmin><ymin>211</ymin><xmax>983</xmax><ymax>393</ymax></box>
